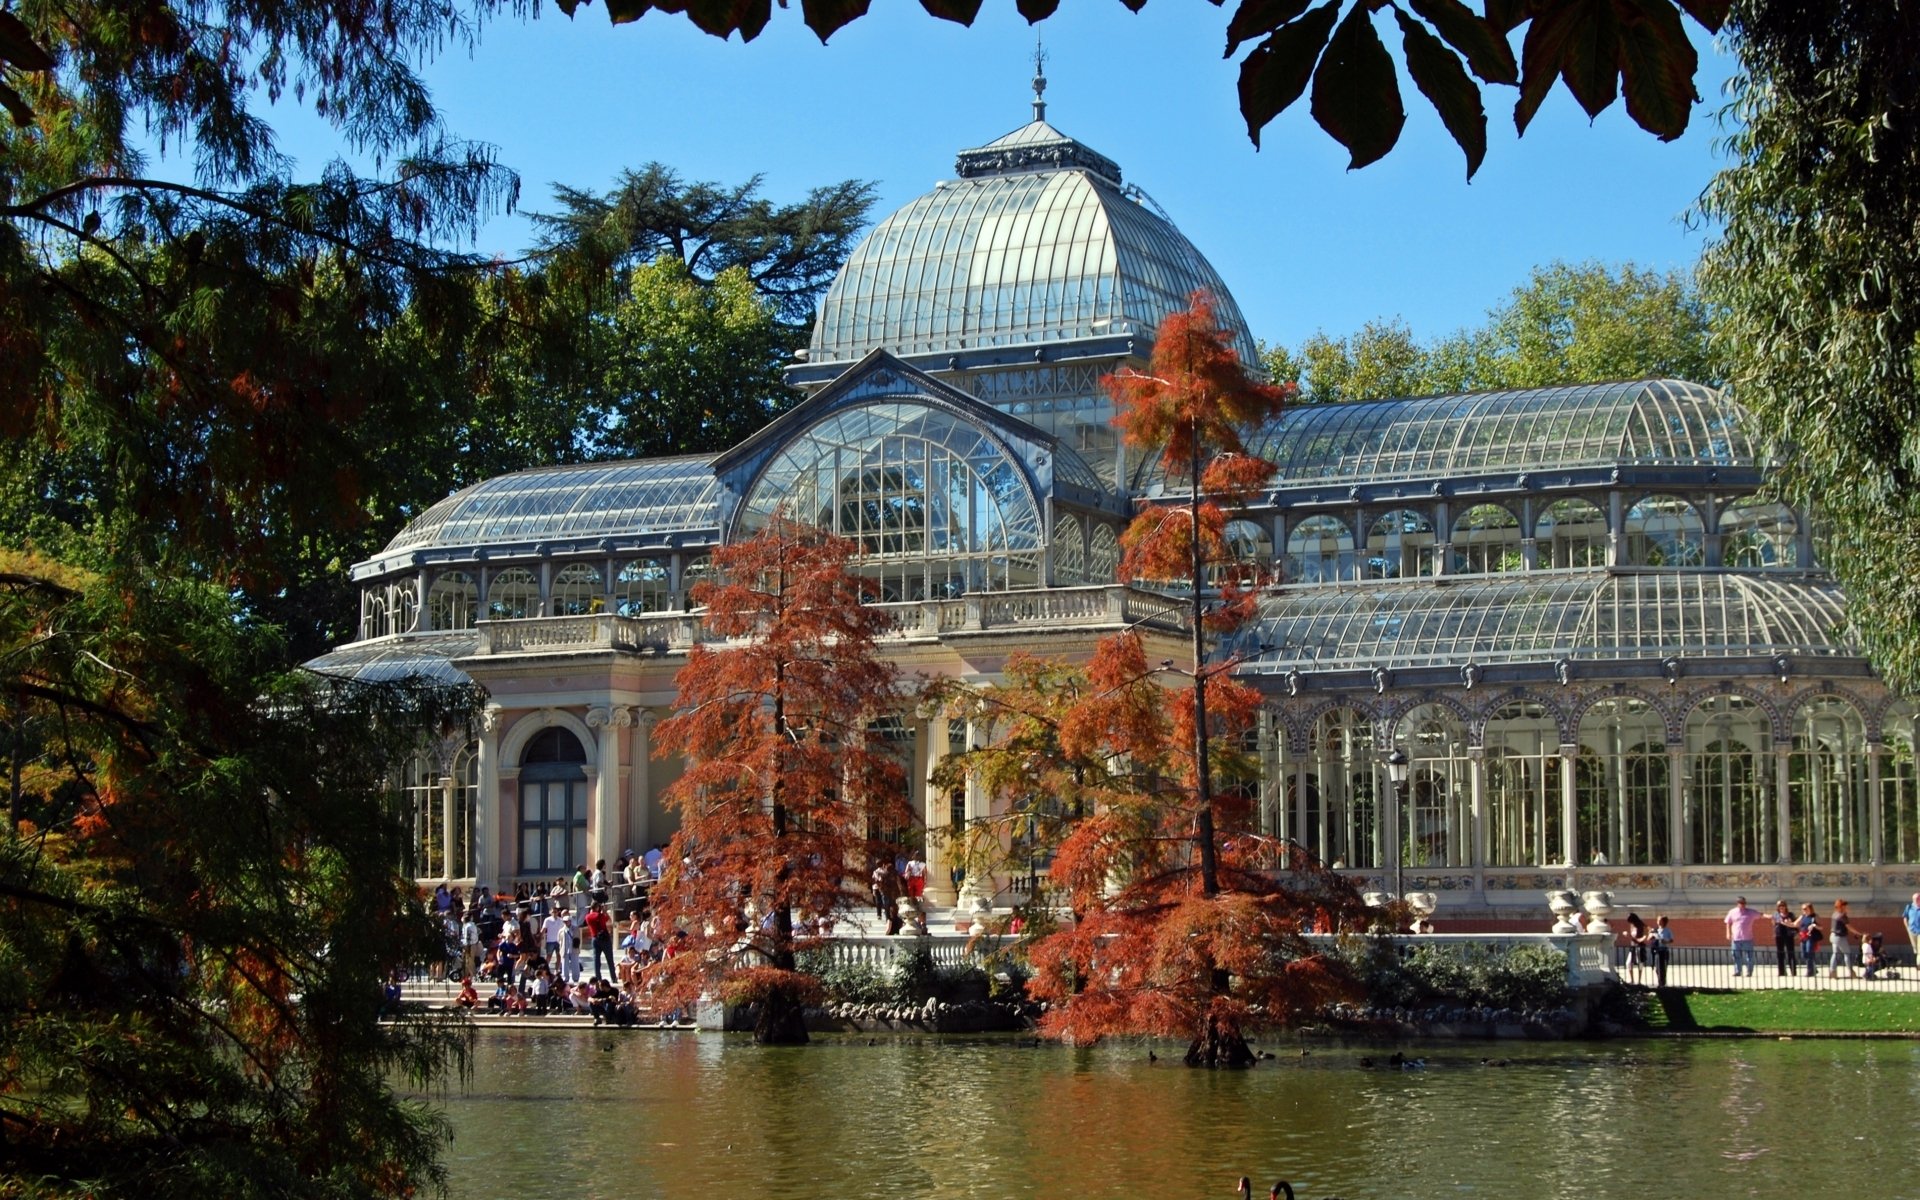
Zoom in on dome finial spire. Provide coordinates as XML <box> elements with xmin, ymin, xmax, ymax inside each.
<box><xmin>1031</xmin><ymin>31</ymin><xmax>1048</xmax><ymax>122</ymax></box>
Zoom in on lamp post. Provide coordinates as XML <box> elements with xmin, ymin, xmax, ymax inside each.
<box><xmin>1383</xmin><ymin>748</ymin><xmax>1410</xmax><ymax>902</ymax></box>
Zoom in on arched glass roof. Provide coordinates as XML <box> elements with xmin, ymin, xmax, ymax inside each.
<box><xmin>383</xmin><ymin>456</ymin><xmax>721</xmax><ymax>554</ymax></box>
<box><xmin>1241</xmin><ymin>380</ymin><xmax>1752</xmax><ymax>487</ymax></box>
<box><xmin>300</xmin><ymin>632</ymin><xmax>480</xmax><ymax>686</ymax></box>
<box><xmin>809</xmin><ymin>121</ymin><xmax>1255</xmax><ymax>365</ymax></box>
<box><xmin>1232</xmin><ymin>572</ymin><xmax>1855</xmax><ymax>671</ymax></box>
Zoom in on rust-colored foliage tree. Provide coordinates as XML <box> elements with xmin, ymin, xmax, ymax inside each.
<box><xmin>1022</xmin><ymin>293</ymin><xmax>1366</xmax><ymax>1067</ymax></box>
<box><xmin>649</xmin><ymin>521</ymin><xmax>909</xmax><ymax>1044</ymax></box>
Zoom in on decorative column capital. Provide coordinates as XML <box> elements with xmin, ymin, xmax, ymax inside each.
<box><xmin>586</xmin><ymin>706</ymin><xmax>611</xmax><ymax>729</ymax></box>
<box><xmin>480</xmin><ymin>705</ymin><xmax>504</xmax><ymax>733</ymax></box>
<box><xmin>610</xmin><ymin>704</ymin><xmax>635</xmax><ymax>729</ymax></box>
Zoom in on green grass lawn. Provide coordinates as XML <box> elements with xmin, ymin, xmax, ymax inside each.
<box><xmin>1646</xmin><ymin>988</ymin><xmax>1920</xmax><ymax>1033</ymax></box>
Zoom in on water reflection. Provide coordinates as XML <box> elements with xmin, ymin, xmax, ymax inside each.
<box><xmin>427</xmin><ymin>1034</ymin><xmax>1920</xmax><ymax>1199</ymax></box>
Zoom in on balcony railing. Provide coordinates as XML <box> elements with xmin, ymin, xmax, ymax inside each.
<box><xmin>472</xmin><ymin>586</ymin><xmax>1187</xmax><ymax>658</ymax></box>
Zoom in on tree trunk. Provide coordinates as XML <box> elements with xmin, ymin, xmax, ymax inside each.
<box><xmin>1183</xmin><ymin>1009</ymin><xmax>1256</xmax><ymax>1069</ymax></box>
<box><xmin>753</xmin><ymin>982</ymin><xmax>811</xmax><ymax>1044</ymax></box>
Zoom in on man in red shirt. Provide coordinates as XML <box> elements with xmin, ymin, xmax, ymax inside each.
<box><xmin>583</xmin><ymin>902</ymin><xmax>615</xmax><ymax>982</ymax></box>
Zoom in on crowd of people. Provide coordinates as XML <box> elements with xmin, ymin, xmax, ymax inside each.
<box><xmin>427</xmin><ymin>847</ymin><xmax>690</xmax><ymax>1025</ymax></box>
<box><xmin>1614</xmin><ymin>894</ymin><xmax>1920</xmax><ymax>986</ymax></box>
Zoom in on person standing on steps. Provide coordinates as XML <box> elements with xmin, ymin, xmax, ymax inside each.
<box><xmin>584</xmin><ymin>901</ymin><xmax>615</xmax><ymax>982</ymax></box>
<box><xmin>1903</xmin><ymin>892</ymin><xmax>1920</xmax><ymax>967</ymax></box>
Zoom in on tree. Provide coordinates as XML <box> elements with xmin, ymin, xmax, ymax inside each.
<box><xmin>984</xmin><ymin>295</ymin><xmax>1365</xmax><ymax>1067</ymax></box>
<box><xmin>1262</xmin><ymin>259</ymin><xmax>1717</xmax><ymax>402</ymax></box>
<box><xmin>0</xmin><ymin>548</ymin><xmax>480</xmax><ymax>1198</ymax></box>
<box><xmin>534</xmin><ymin>164</ymin><xmax>876</xmax><ymax>332</ymax></box>
<box><xmin>1697</xmin><ymin>2</ymin><xmax>1920</xmax><ymax>691</ymax></box>
<box><xmin>554</xmin><ymin>0</ymin><xmax>1725</xmax><ymax>178</ymax></box>
<box><xmin>648</xmin><ymin>523</ymin><xmax>910</xmax><ymax>1044</ymax></box>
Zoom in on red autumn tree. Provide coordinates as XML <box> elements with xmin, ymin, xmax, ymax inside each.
<box><xmin>649</xmin><ymin>521</ymin><xmax>910</xmax><ymax>1044</ymax></box>
<box><xmin>1021</xmin><ymin>293</ymin><xmax>1366</xmax><ymax>1066</ymax></box>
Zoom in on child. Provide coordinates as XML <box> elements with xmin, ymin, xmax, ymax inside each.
<box><xmin>455</xmin><ymin>975</ymin><xmax>479</xmax><ymax>1010</ymax></box>
<box><xmin>1864</xmin><ymin>931</ymin><xmax>1895</xmax><ymax>980</ymax></box>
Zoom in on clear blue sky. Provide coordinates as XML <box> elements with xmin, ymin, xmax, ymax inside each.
<box><xmin>266</xmin><ymin>2</ymin><xmax>1735</xmax><ymax>348</ymax></box>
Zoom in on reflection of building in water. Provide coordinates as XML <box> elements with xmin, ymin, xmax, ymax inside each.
<box><xmin>308</xmin><ymin>95</ymin><xmax>1916</xmax><ymax>924</ymax></box>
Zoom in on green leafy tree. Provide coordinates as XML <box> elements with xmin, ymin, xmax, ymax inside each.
<box><xmin>552</xmin><ymin>0</ymin><xmax>1725</xmax><ymax>178</ymax></box>
<box><xmin>0</xmin><ymin>548</ymin><xmax>480</xmax><ymax>1198</ymax></box>
<box><xmin>1697</xmin><ymin>1</ymin><xmax>1920</xmax><ymax>689</ymax></box>
<box><xmin>534</xmin><ymin>163</ymin><xmax>875</xmax><ymax>332</ymax></box>
<box><xmin>1263</xmin><ymin>259</ymin><xmax>1716</xmax><ymax>402</ymax></box>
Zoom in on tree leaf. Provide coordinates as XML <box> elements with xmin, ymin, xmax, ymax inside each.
<box><xmin>0</xmin><ymin>11</ymin><xmax>54</xmax><ymax>71</ymax></box>
<box><xmin>1670</xmin><ymin>0</ymin><xmax>1728</xmax><ymax>32</ymax></box>
<box><xmin>1016</xmin><ymin>0</ymin><xmax>1061</xmax><ymax>21</ymax></box>
<box><xmin>0</xmin><ymin>80</ymin><xmax>32</xmax><ymax>126</ymax></box>
<box><xmin>1236</xmin><ymin>0</ymin><xmax>1341</xmax><ymax>148</ymax></box>
<box><xmin>1395</xmin><ymin>8</ymin><xmax>1487</xmax><ymax>179</ymax></box>
<box><xmin>1483</xmin><ymin>0</ymin><xmax>1531</xmax><ymax>34</ymax></box>
<box><xmin>801</xmin><ymin>0</ymin><xmax>867</xmax><ymax>41</ymax></box>
<box><xmin>918</xmin><ymin>0</ymin><xmax>986</xmax><ymax>24</ymax></box>
<box><xmin>602</xmin><ymin>0</ymin><xmax>657</xmax><ymax>23</ymax></box>
<box><xmin>1514</xmin><ymin>0</ymin><xmax>1603</xmax><ymax>133</ymax></box>
<box><xmin>1613</xmin><ymin>0</ymin><xmax>1697</xmax><ymax>140</ymax></box>
<box><xmin>1558</xmin><ymin>0</ymin><xmax>1620</xmax><ymax>120</ymax></box>
<box><xmin>1225</xmin><ymin>0</ymin><xmax>1315</xmax><ymax>58</ymax></box>
<box><xmin>1407</xmin><ymin>0</ymin><xmax>1517</xmax><ymax>84</ymax></box>
<box><xmin>1311</xmin><ymin>3</ymin><xmax>1405</xmax><ymax>168</ymax></box>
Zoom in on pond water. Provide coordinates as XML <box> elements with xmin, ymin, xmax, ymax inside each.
<box><xmin>431</xmin><ymin>1030</ymin><xmax>1920</xmax><ymax>1199</ymax></box>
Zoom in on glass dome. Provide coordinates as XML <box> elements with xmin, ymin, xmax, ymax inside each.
<box><xmin>1243</xmin><ymin>379</ymin><xmax>1754</xmax><ymax>487</ymax></box>
<box><xmin>1233</xmin><ymin>572</ymin><xmax>1856</xmax><ymax>671</ymax></box>
<box><xmin>809</xmin><ymin>119</ymin><xmax>1256</xmax><ymax>366</ymax></box>
<box><xmin>383</xmin><ymin>455</ymin><xmax>722</xmax><ymax>554</ymax></box>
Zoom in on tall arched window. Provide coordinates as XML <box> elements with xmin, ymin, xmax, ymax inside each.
<box><xmin>1789</xmin><ymin>697</ymin><xmax>1869</xmax><ymax>863</ymax></box>
<box><xmin>612</xmin><ymin>558</ymin><xmax>671</xmax><ymax>615</ymax></box>
<box><xmin>1053</xmin><ymin>514</ymin><xmax>1086</xmax><ymax>584</ymax></box>
<box><xmin>550</xmin><ymin>563</ymin><xmax>603</xmax><ymax>616</ymax></box>
<box><xmin>1217</xmin><ymin>519</ymin><xmax>1274</xmax><ymax>586</ymax></box>
<box><xmin>1576</xmin><ymin>697</ymin><xmax>1668</xmax><ymax>866</ymax></box>
<box><xmin>1395</xmin><ymin>704</ymin><xmax>1471</xmax><ymax>868</ymax></box>
<box><xmin>1686</xmin><ymin>694</ymin><xmax>1771</xmax><ymax>864</ymax></box>
<box><xmin>1883</xmin><ymin>704</ymin><xmax>1919</xmax><ymax>864</ymax></box>
<box><xmin>1483</xmin><ymin>701</ymin><xmax>1563</xmax><ymax>866</ymax></box>
<box><xmin>391</xmin><ymin>583</ymin><xmax>418</xmax><ymax>635</ymax></box>
<box><xmin>1306</xmin><ymin>708</ymin><xmax>1377</xmax><ymax>870</ymax></box>
<box><xmin>519</xmin><ymin>727</ymin><xmax>589</xmax><ymax>875</ymax></box>
<box><xmin>1451</xmin><ymin>504</ymin><xmax>1524</xmax><ymax>574</ymax></box>
<box><xmin>1286</xmin><ymin>515</ymin><xmax>1356</xmax><ymax>584</ymax></box>
<box><xmin>1536</xmin><ymin>498</ymin><xmax>1608</xmax><ymax>569</ymax></box>
<box><xmin>486</xmin><ymin>568</ymin><xmax>540</xmax><ymax>620</ymax></box>
<box><xmin>428</xmin><ymin>571</ymin><xmax>478</xmax><ymax>631</ymax></box>
<box><xmin>363</xmin><ymin>588</ymin><xmax>389</xmax><ymax>639</ymax></box>
<box><xmin>1089</xmin><ymin>525</ymin><xmax>1121</xmax><ymax>583</ymax></box>
<box><xmin>401</xmin><ymin>751</ymin><xmax>439</xmax><ymax>879</ymax></box>
<box><xmin>1625</xmin><ymin>495</ymin><xmax>1705</xmax><ymax>567</ymax></box>
<box><xmin>738</xmin><ymin>401</ymin><xmax>1043</xmax><ymax>598</ymax></box>
<box><xmin>1365</xmin><ymin>510</ymin><xmax>1437</xmax><ymax>580</ymax></box>
<box><xmin>1721</xmin><ymin>497</ymin><xmax>1798</xmax><ymax>569</ymax></box>
<box><xmin>450</xmin><ymin>742</ymin><xmax>479</xmax><ymax>879</ymax></box>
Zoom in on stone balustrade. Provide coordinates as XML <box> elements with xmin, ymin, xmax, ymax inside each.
<box><xmin>470</xmin><ymin>585</ymin><xmax>1186</xmax><ymax>659</ymax></box>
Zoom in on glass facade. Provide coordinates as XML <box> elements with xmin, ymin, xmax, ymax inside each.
<box><xmin>384</xmin><ymin>455</ymin><xmax>722</xmax><ymax>555</ymax></box>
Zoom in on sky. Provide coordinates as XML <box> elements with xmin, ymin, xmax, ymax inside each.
<box><xmin>263</xmin><ymin>2</ymin><xmax>1737</xmax><ymax>349</ymax></box>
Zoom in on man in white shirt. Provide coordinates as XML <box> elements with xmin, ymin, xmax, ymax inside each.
<box><xmin>541</xmin><ymin>909</ymin><xmax>566</xmax><ymax>969</ymax></box>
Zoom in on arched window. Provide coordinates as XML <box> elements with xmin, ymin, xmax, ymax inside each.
<box><xmin>1576</xmin><ymin>697</ymin><xmax>1668</xmax><ymax>866</ymax></box>
<box><xmin>1305</xmin><ymin>708</ymin><xmax>1377</xmax><ymax>870</ymax></box>
<box><xmin>681</xmin><ymin>555</ymin><xmax>713</xmax><ymax>604</ymax></box>
<box><xmin>428</xmin><ymin>571</ymin><xmax>478</xmax><ymax>631</ymax></box>
<box><xmin>363</xmin><ymin>588</ymin><xmax>389</xmax><ymax>639</ymax></box>
<box><xmin>1625</xmin><ymin>495</ymin><xmax>1704</xmax><ymax>567</ymax></box>
<box><xmin>1883</xmin><ymin>704</ymin><xmax>1919</xmax><ymax>864</ymax></box>
<box><xmin>1286</xmin><ymin>515</ymin><xmax>1356</xmax><ymax>584</ymax></box>
<box><xmin>1536</xmin><ymin>498</ymin><xmax>1608</xmax><ymax>569</ymax></box>
<box><xmin>486</xmin><ymin>568</ymin><xmax>539</xmax><ymax>621</ymax></box>
<box><xmin>450</xmin><ymin>742</ymin><xmax>479</xmax><ymax>879</ymax></box>
<box><xmin>1721</xmin><ymin>497</ymin><xmax>1798</xmax><ymax>568</ymax></box>
<box><xmin>738</xmin><ymin>401</ymin><xmax>1043</xmax><ymax>597</ymax></box>
<box><xmin>612</xmin><ymin>558</ymin><xmax>671</xmax><ymax>615</ymax></box>
<box><xmin>1483</xmin><ymin>701</ymin><xmax>1562</xmax><ymax>866</ymax></box>
<box><xmin>1053</xmin><ymin>514</ymin><xmax>1086</xmax><ymax>584</ymax></box>
<box><xmin>391</xmin><ymin>583</ymin><xmax>418</xmax><ymax>635</ymax></box>
<box><xmin>401</xmin><ymin>751</ymin><xmax>439</xmax><ymax>879</ymax></box>
<box><xmin>1686</xmin><ymin>694</ymin><xmax>1771</xmax><ymax>864</ymax></box>
<box><xmin>1365</xmin><ymin>509</ymin><xmax>1437</xmax><ymax>580</ymax></box>
<box><xmin>1205</xmin><ymin>519</ymin><xmax>1272</xmax><ymax>588</ymax></box>
<box><xmin>1395</xmin><ymin>704</ymin><xmax>1471</xmax><ymax>869</ymax></box>
<box><xmin>1451</xmin><ymin>504</ymin><xmax>1523</xmax><ymax>574</ymax></box>
<box><xmin>550</xmin><ymin>563</ymin><xmax>603</xmax><ymax>617</ymax></box>
<box><xmin>1089</xmin><ymin>525</ymin><xmax>1121</xmax><ymax>583</ymax></box>
<box><xmin>519</xmin><ymin>727</ymin><xmax>589</xmax><ymax>875</ymax></box>
<box><xmin>1789</xmin><ymin>697</ymin><xmax>1869</xmax><ymax>863</ymax></box>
